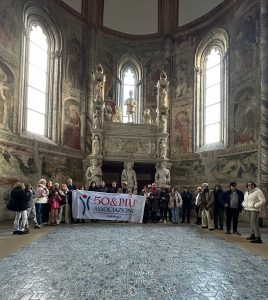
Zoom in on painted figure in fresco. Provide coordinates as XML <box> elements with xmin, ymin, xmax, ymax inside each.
<box><xmin>174</xmin><ymin>111</ymin><xmax>189</xmax><ymax>153</ymax></box>
<box><xmin>175</xmin><ymin>78</ymin><xmax>187</xmax><ymax>98</ymax></box>
<box><xmin>159</xmin><ymin>139</ymin><xmax>167</xmax><ymax>159</ymax></box>
<box><xmin>234</xmin><ymin>95</ymin><xmax>257</xmax><ymax>144</ymax></box>
<box><xmin>66</xmin><ymin>42</ymin><xmax>83</xmax><ymax>89</ymax></box>
<box><xmin>121</xmin><ymin>161</ymin><xmax>137</xmax><ymax>194</ymax></box>
<box><xmin>92</xmin><ymin>135</ymin><xmax>101</xmax><ymax>156</ymax></box>
<box><xmin>143</xmin><ymin>107</ymin><xmax>151</xmax><ymax>124</ymax></box>
<box><xmin>124</xmin><ymin>90</ymin><xmax>136</xmax><ymax>123</ymax></box>
<box><xmin>0</xmin><ymin>66</ymin><xmax>10</xmax><ymax>127</ymax></box>
<box><xmin>155</xmin><ymin>161</ymin><xmax>171</xmax><ymax>188</ymax></box>
<box><xmin>85</xmin><ymin>159</ymin><xmax>102</xmax><ymax>187</ymax></box>
<box><xmin>112</xmin><ymin>105</ymin><xmax>122</xmax><ymax>123</ymax></box>
<box><xmin>63</xmin><ymin>104</ymin><xmax>81</xmax><ymax>150</ymax></box>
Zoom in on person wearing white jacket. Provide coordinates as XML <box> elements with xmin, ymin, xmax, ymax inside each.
<box><xmin>242</xmin><ymin>181</ymin><xmax>266</xmax><ymax>244</ymax></box>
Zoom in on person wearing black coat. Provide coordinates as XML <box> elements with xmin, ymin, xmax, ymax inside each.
<box><xmin>213</xmin><ymin>184</ymin><xmax>225</xmax><ymax>230</ymax></box>
<box><xmin>181</xmin><ymin>187</ymin><xmax>192</xmax><ymax>223</ymax></box>
<box><xmin>222</xmin><ymin>182</ymin><xmax>244</xmax><ymax>235</ymax></box>
<box><xmin>9</xmin><ymin>182</ymin><xmax>32</xmax><ymax>235</ymax></box>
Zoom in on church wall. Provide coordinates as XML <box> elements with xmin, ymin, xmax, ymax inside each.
<box><xmin>171</xmin><ymin>0</ymin><xmax>260</xmax><ymax>190</ymax></box>
<box><xmin>0</xmin><ymin>0</ymin><xmax>88</xmax><ymax>220</ymax></box>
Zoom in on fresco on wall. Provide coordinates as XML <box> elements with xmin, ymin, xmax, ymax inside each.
<box><xmin>172</xmin><ymin>159</ymin><xmax>205</xmax><ymax>181</ymax></box>
<box><xmin>66</xmin><ymin>39</ymin><xmax>83</xmax><ymax>90</ymax></box>
<box><xmin>63</xmin><ymin>99</ymin><xmax>81</xmax><ymax>150</ymax></box>
<box><xmin>173</xmin><ymin>57</ymin><xmax>192</xmax><ymax>99</ymax></box>
<box><xmin>0</xmin><ymin>1</ymin><xmax>17</xmax><ymax>53</ymax></box>
<box><xmin>234</xmin><ymin>87</ymin><xmax>258</xmax><ymax>145</ymax></box>
<box><xmin>0</xmin><ymin>63</ymin><xmax>14</xmax><ymax>130</ymax></box>
<box><xmin>42</xmin><ymin>155</ymin><xmax>83</xmax><ymax>183</ymax></box>
<box><xmin>172</xmin><ymin>106</ymin><xmax>192</xmax><ymax>156</ymax></box>
<box><xmin>233</xmin><ymin>13</ymin><xmax>257</xmax><ymax>74</ymax></box>
<box><xmin>210</xmin><ymin>152</ymin><xmax>258</xmax><ymax>180</ymax></box>
<box><xmin>146</xmin><ymin>58</ymin><xmax>165</xmax><ymax>104</ymax></box>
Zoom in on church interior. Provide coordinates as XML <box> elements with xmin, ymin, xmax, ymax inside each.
<box><xmin>0</xmin><ymin>0</ymin><xmax>268</xmax><ymax>299</ymax></box>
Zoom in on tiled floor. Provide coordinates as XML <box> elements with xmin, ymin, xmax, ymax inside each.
<box><xmin>0</xmin><ymin>222</ymin><xmax>268</xmax><ymax>300</ymax></box>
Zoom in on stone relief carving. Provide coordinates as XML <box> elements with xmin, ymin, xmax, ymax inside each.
<box><xmin>159</xmin><ymin>114</ymin><xmax>167</xmax><ymax>133</ymax></box>
<box><xmin>92</xmin><ymin>134</ymin><xmax>101</xmax><ymax>156</ymax></box>
<box><xmin>159</xmin><ymin>138</ymin><xmax>167</xmax><ymax>159</ymax></box>
<box><xmin>143</xmin><ymin>107</ymin><xmax>151</xmax><ymax>124</ymax></box>
<box><xmin>112</xmin><ymin>105</ymin><xmax>122</xmax><ymax>123</ymax></box>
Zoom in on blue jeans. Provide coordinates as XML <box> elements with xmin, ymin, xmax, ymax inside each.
<box><xmin>35</xmin><ymin>203</ymin><xmax>43</xmax><ymax>225</ymax></box>
<box><xmin>172</xmin><ymin>207</ymin><xmax>179</xmax><ymax>224</ymax></box>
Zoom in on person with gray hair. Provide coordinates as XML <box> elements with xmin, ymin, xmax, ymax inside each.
<box><xmin>200</xmin><ymin>182</ymin><xmax>215</xmax><ymax>230</ymax></box>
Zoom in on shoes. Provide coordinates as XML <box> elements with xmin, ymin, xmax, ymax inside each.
<box><xmin>19</xmin><ymin>230</ymin><xmax>29</xmax><ymax>235</ymax></box>
<box><xmin>164</xmin><ymin>220</ymin><xmax>167</xmax><ymax>223</ymax></box>
<box><xmin>209</xmin><ymin>228</ymin><xmax>214</xmax><ymax>231</ymax></box>
<box><xmin>201</xmin><ymin>226</ymin><xmax>208</xmax><ymax>229</ymax></box>
<box><xmin>187</xmin><ymin>221</ymin><xmax>190</xmax><ymax>224</ymax></box>
<box><xmin>246</xmin><ymin>234</ymin><xmax>255</xmax><ymax>240</ymax></box>
<box><xmin>219</xmin><ymin>227</ymin><xmax>223</xmax><ymax>231</ymax></box>
<box><xmin>13</xmin><ymin>230</ymin><xmax>20</xmax><ymax>235</ymax></box>
<box><xmin>250</xmin><ymin>237</ymin><xmax>262</xmax><ymax>244</ymax></box>
<box><xmin>233</xmin><ymin>231</ymin><xmax>241</xmax><ymax>236</ymax></box>
<box><xmin>34</xmin><ymin>224</ymin><xmax>42</xmax><ymax>229</ymax></box>
<box><xmin>225</xmin><ymin>230</ymin><xmax>231</xmax><ymax>234</ymax></box>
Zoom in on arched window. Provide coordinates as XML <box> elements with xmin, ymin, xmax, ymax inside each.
<box><xmin>22</xmin><ymin>4</ymin><xmax>62</xmax><ymax>141</ymax></box>
<box><xmin>194</xmin><ymin>29</ymin><xmax>229</xmax><ymax>151</ymax></box>
<box><xmin>26</xmin><ymin>24</ymin><xmax>48</xmax><ymax>135</ymax></box>
<box><xmin>118</xmin><ymin>57</ymin><xmax>142</xmax><ymax>124</ymax></box>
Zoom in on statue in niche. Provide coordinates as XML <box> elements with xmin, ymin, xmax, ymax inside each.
<box><xmin>143</xmin><ymin>107</ymin><xmax>151</xmax><ymax>124</ymax></box>
<box><xmin>112</xmin><ymin>105</ymin><xmax>122</xmax><ymax>123</ymax></box>
<box><xmin>85</xmin><ymin>159</ymin><xmax>102</xmax><ymax>187</ymax></box>
<box><xmin>159</xmin><ymin>139</ymin><xmax>167</xmax><ymax>159</ymax></box>
<box><xmin>155</xmin><ymin>161</ymin><xmax>171</xmax><ymax>188</ymax></box>
<box><xmin>0</xmin><ymin>66</ymin><xmax>11</xmax><ymax>127</ymax></box>
<box><xmin>124</xmin><ymin>90</ymin><xmax>136</xmax><ymax>123</ymax></box>
<box><xmin>92</xmin><ymin>135</ymin><xmax>101</xmax><ymax>156</ymax></box>
<box><xmin>159</xmin><ymin>87</ymin><xmax>168</xmax><ymax>107</ymax></box>
<box><xmin>151</xmin><ymin>140</ymin><xmax>157</xmax><ymax>158</ymax></box>
<box><xmin>95</xmin><ymin>81</ymin><xmax>104</xmax><ymax>104</ymax></box>
<box><xmin>93</xmin><ymin>110</ymin><xmax>101</xmax><ymax>129</ymax></box>
<box><xmin>159</xmin><ymin>114</ymin><xmax>167</xmax><ymax>133</ymax></box>
<box><xmin>121</xmin><ymin>161</ymin><xmax>137</xmax><ymax>194</ymax></box>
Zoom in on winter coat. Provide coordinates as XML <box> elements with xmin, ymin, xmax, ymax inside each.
<box><xmin>149</xmin><ymin>189</ymin><xmax>160</xmax><ymax>212</ymax></box>
<box><xmin>200</xmin><ymin>189</ymin><xmax>215</xmax><ymax>219</ymax></box>
<box><xmin>35</xmin><ymin>184</ymin><xmax>49</xmax><ymax>204</ymax></box>
<box><xmin>223</xmin><ymin>189</ymin><xmax>244</xmax><ymax>212</ymax></box>
<box><xmin>8</xmin><ymin>187</ymin><xmax>31</xmax><ymax>212</ymax></box>
<box><xmin>242</xmin><ymin>188</ymin><xmax>266</xmax><ymax>212</ymax></box>
<box><xmin>169</xmin><ymin>192</ymin><xmax>183</xmax><ymax>209</ymax></box>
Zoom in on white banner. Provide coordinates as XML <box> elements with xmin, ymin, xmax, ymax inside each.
<box><xmin>72</xmin><ymin>190</ymin><xmax>145</xmax><ymax>223</ymax></box>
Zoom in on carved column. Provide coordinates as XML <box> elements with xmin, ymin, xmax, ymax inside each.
<box><xmin>260</xmin><ymin>0</ymin><xmax>268</xmax><ymax>187</ymax></box>
<box><xmin>155</xmin><ymin>71</ymin><xmax>170</xmax><ymax>181</ymax></box>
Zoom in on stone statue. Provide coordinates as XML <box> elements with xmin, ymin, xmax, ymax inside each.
<box><xmin>112</xmin><ymin>105</ymin><xmax>122</xmax><ymax>123</ymax></box>
<box><xmin>124</xmin><ymin>90</ymin><xmax>136</xmax><ymax>123</ymax></box>
<box><xmin>159</xmin><ymin>139</ymin><xmax>167</xmax><ymax>159</ymax></box>
<box><xmin>93</xmin><ymin>110</ymin><xmax>101</xmax><ymax>129</ymax></box>
<box><xmin>159</xmin><ymin>87</ymin><xmax>168</xmax><ymax>107</ymax></box>
<box><xmin>95</xmin><ymin>81</ymin><xmax>104</xmax><ymax>104</ymax></box>
<box><xmin>121</xmin><ymin>161</ymin><xmax>137</xmax><ymax>194</ymax></box>
<box><xmin>92</xmin><ymin>135</ymin><xmax>101</xmax><ymax>156</ymax></box>
<box><xmin>155</xmin><ymin>161</ymin><xmax>171</xmax><ymax>188</ymax></box>
<box><xmin>85</xmin><ymin>159</ymin><xmax>102</xmax><ymax>187</ymax></box>
<box><xmin>143</xmin><ymin>108</ymin><xmax>151</xmax><ymax>124</ymax></box>
<box><xmin>159</xmin><ymin>114</ymin><xmax>167</xmax><ymax>133</ymax></box>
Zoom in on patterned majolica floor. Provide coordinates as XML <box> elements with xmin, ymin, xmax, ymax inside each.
<box><xmin>0</xmin><ymin>223</ymin><xmax>268</xmax><ymax>300</ymax></box>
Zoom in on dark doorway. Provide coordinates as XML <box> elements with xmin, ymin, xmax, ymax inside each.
<box><xmin>102</xmin><ymin>161</ymin><xmax>155</xmax><ymax>192</ymax></box>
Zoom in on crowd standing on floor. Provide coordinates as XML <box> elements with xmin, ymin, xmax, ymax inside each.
<box><xmin>6</xmin><ymin>178</ymin><xmax>267</xmax><ymax>244</ymax></box>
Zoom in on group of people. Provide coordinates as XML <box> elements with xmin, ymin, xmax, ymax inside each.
<box><xmin>6</xmin><ymin>177</ymin><xmax>267</xmax><ymax>244</ymax></box>
<box><xmin>6</xmin><ymin>178</ymin><xmax>77</xmax><ymax>234</ymax></box>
